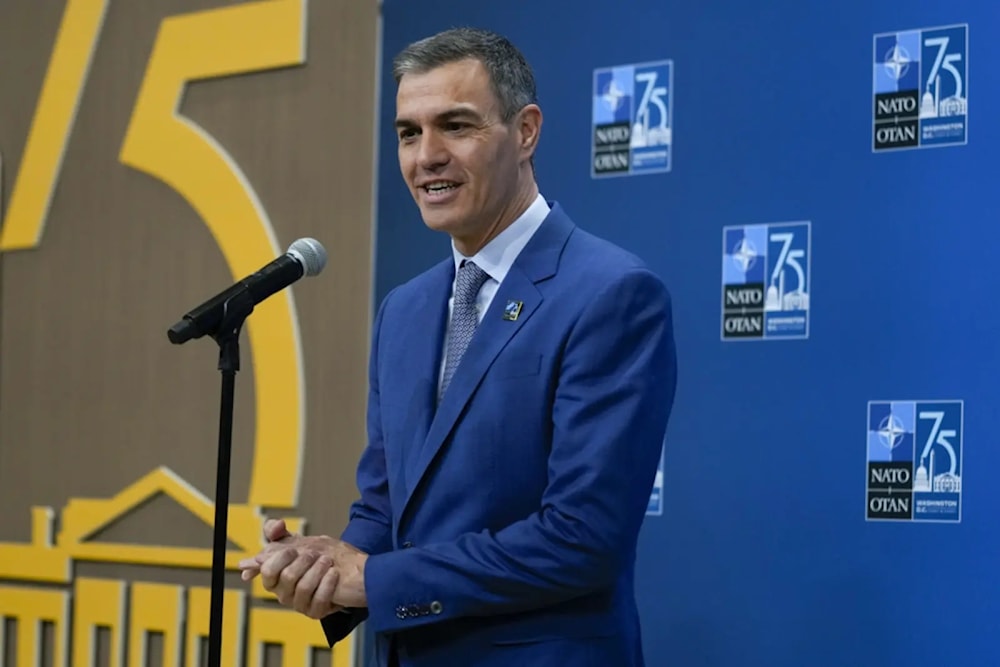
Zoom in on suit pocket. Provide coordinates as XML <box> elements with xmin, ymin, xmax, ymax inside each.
<box><xmin>491</xmin><ymin>632</ymin><xmax>615</xmax><ymax>647</ymax></box>
<box><xmin>489</xmin><ymin>614</ymin><xmax>615</xmax><ymax>645</ymax></box>
<box><xmin>491</xmin><ymin>626</ymin><xmax>618</xmax><ymax>648</ymax></box>
<box><xmin>491</xmin><ymin>352</ymin><xmax>542</xmax><ymax>379</ymax></box>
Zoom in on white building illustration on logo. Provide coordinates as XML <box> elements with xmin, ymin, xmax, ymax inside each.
<box><xmin>913</xmin><ymin>448</ymin><xmax>962</xmax><ymax>493</ymax></box>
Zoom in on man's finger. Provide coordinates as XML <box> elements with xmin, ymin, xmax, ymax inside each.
<box><xmin>250</xmin><ymin>531</ymin><xmax>299</xmax><ymax>566</ymax></box>
<box><xmin>239</xmin><ymin>560</ymin><xmax>261</xmax><ymax>580</ymax></box>
<box><xmin>259</xmin><ymin>548</ymin><xmax>298</xmax><ymax>591</ymax></box>
<box><xmin>292</xmin><ymin>556</ymin><xmax>332</xmax><ymax>615</ymax></box>
<box><xmin>253</xmin><ymin>543</ymin><xmax>285</xmax><ymax>565</ymax></box>
<box><xmin>273</xmin><ymin>550</ymin><xmax>319</xmax><ymax>606</ymax></box>
<box><xmin>308</xmin><ymin>566</ymin><xmax>342</xmax><ymax>619</ymax></box>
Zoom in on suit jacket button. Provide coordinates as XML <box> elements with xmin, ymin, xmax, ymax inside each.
<box><xmin>430</xmin><ymin>601</ymin><xmax>443</xmax><ymax>615</ymax></box>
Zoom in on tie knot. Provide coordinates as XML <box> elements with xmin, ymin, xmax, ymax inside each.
<box><xmin>454</xmin><ymin>260</ymin><xmax>489</xmax><ymax>305</ymax></box>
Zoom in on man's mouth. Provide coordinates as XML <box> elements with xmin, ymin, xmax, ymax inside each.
<box><xmin>422</xmin><ymin>181</ymin><xmax>460</xmax><ymax>193</ymax></box>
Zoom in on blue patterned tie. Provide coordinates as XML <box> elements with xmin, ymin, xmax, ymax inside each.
<box><xmin>439</xmin><ymin>260</ymin><xmax>489</xmax><ymax>401</ymax></box>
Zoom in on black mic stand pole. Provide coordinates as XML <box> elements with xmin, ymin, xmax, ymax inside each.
<box><xmin>203</xmin><ymin>290</ymin><xmax>255</xmax><ymax>667</ymax></box>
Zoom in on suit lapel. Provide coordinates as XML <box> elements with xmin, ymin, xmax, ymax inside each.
<box><xmin>394</xmin><ymin>260</ymin><xmax>452</xmax><ymax>496</ymax></box>
<box><xmin>399</xmin><ymin>204</ymin><xmax>576</xmax><ymax>521</ymax></box>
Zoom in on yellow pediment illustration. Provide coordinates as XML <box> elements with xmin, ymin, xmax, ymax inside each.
<box><xmin>0</xmin><ymin>466</ymin><xmax>303</xmax><ymax>590</ymax></box>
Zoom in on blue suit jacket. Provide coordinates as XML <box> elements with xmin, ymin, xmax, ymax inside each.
<box><xmin>322</xmin><ymin>203</ymin><xmax>677</xmax><ymax>666</ymax></box>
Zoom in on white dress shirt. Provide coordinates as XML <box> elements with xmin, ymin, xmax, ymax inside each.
<box><xmin>438</xmin><ymin>193</ymin><xmax>550</xmax><ymax>385</ymax></box>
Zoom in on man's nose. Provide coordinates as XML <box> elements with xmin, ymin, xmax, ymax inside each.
<box><xmin>416</xmin><ymin>131</ymin><xmax>449</xmax><ymax>170</ymax></box>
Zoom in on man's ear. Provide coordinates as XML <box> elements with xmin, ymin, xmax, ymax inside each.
<box><xmin>516</xmin><ymin>103</ymin><xmax>542</xmax><ymax>162</ymax></box>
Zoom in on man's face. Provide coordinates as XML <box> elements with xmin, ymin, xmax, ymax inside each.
<box><xmin>394</xmin><ymin>59</ymin><xmax>523</xmax><ymax>244</ymax></box>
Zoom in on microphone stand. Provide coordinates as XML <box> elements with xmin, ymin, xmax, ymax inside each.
<box><xmin>166</xmin><ymin>239</ymin><xmax>326</xmax><ymax>667</ymax></box>
<box><xmin>201</xmin><ymin>290</ymin><xmax>254</xmax><ymax>667</ymax></box>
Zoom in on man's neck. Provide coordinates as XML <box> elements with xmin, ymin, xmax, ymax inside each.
<box><xmin>453</xmin><ymin>180</ymin><xmax>539</xmax><ymax>256</ymax></box>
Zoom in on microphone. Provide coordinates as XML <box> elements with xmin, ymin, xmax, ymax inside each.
<box><xmin>167</xmin><ymin>237</ymin><xmax>327</xmax><ymax>345</ymax></box>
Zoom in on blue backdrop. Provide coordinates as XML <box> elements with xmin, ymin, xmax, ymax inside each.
<box><xmin>368</xmin><ymin>1</ymin><xmax>997</xmax><ymax>665</ymax></box>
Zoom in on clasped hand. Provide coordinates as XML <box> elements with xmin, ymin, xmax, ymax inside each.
<box><xmin>238</xmin><ymin>518</ymin><xmax>368</xmax><ymax>618</ymax></box>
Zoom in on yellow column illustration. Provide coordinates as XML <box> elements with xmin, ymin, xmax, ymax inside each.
<box><xmin>248</xmin><ymin>606</ymin><xmax>354</xmax><ymax>667</ymax></box>
<box><xmin>186</xmin><ymin>587</ymin><xmax>247</xmax><ymax>667</ymax></box>
<box><xmin>72</xmin><ymin>578</ymin><xmax>125</xmax><ymax>667</ymax></box>
<box><xmin>0</xmin><ymin>586</ymin><xmax>68</xmax><ymax>667</ymax></box>
<box><xmin>128</xmin><ymin>582</ymin><xmax>185</xmax><ymax>667</ymax></box>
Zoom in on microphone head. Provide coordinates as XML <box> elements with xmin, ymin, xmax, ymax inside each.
<box><xmin>287</xmin><ymin>237</ymin><xmax>327</xmax><ymax>277</ymax></box>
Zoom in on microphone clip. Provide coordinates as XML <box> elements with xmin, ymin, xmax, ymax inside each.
<box><xmin>210</xmin><ymin>288</ymin><xmax>255</xmax><ymax>373</ymax></box>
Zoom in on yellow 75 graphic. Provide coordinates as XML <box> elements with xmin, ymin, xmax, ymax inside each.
<box><xmin>1</xmin><ymin>0</ymin><xmax>309</xmax><ymax>509</ymax></box>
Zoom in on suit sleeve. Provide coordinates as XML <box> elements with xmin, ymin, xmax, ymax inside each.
<box><xmin>361</xmin><ymin>267</ymin><xmax>678</xmax><ymax>633</ymax></box>
<box><xmin>320</xmin><ymin>291</ymin><xmax>396</xmax><ymax>646</ymax></box>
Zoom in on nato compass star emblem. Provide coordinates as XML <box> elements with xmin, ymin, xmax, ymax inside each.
<box><xmin>883</xmin><ymin>42</ymin><xmax>911</xmax><ymax>80</ymax></box>
<box><xmin>731</xmin><ymin>238</ymin><xmax>758</xmax><ymax>273</ymax></box>
<box><xmin>878</xmin><ymin>414</ymin><xmax>906</xmax><ymax>450</ymax></box>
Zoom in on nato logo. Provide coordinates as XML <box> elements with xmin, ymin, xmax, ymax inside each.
<box><xmin>866</xmin><ymin>400</ymin><xmax>963</xmax><ymax>523</ymax></box>
<box><xmin>721</xmin><ymin>221</ymin><xmax>810</xmax><ymax>340</ymax></box>
<box><xmin>646</xmin><ymin>442</ymin><xmax>664</xmax><ymax>516</ymax></box>
<box><xmin>592</xmin><ymin>60</ymin><xmax>672</xmax><ymax>177</ymax></box>
<box><xmin>873</xmin><ymin>23</ymin><xmax>968</xmax><ymax>151</ymax></box>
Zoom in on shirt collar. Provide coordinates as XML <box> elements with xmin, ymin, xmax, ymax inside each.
<box><xmin>451</xmin><ymin>192</ymin><xmax>550</xmax><ymax>285</ymax></box>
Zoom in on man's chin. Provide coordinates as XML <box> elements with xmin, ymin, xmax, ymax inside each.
<box><xmin>419</xmin><ymin>210</ymin><xmax>463</xmax><ymax>235</ymax></box>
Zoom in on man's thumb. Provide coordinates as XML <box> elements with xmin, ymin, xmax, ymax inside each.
<box><xmin>263</xmin><ymin>518</ymin><xmax>291</xmax><ymax>542</ymax></box>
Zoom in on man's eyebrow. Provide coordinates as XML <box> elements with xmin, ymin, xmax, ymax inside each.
<box><xmin>394</xmin><ymin>107</ymin><xmax>484</xmax><ymax>129</ymax></box>
<box><xmin>438</xmin><ymin>107</ymin><xmax>484</xmax><ymax>122</ymax></box>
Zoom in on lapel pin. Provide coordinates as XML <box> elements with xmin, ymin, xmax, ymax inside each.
<box><xmin>502</xmin><ymin>300</ymin><xmax>523</xmax><ymax>321</ymax></box>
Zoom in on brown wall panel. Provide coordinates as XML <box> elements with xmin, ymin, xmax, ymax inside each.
<box><xmin>0</xmin><ymin>1</ymin><xmax>379</xmax><ymax>664</ymax></box>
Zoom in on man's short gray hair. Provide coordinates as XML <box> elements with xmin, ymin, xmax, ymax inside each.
<box><xmin>392</xmin><ymin>27</ymin><xmax>537</xmax><ymax>122</ymax></box>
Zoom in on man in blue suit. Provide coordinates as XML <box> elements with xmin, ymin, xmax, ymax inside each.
<box><xmin>240</xmin><ymin>27</ymin><xmax>677</xmax><ymax>667</ymax></box>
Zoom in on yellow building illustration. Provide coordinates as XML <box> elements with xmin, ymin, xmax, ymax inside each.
<box><xmin>0</xmin><ymin>466</ymin><xmax>356</xmax><ymax>667</ymax></box>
